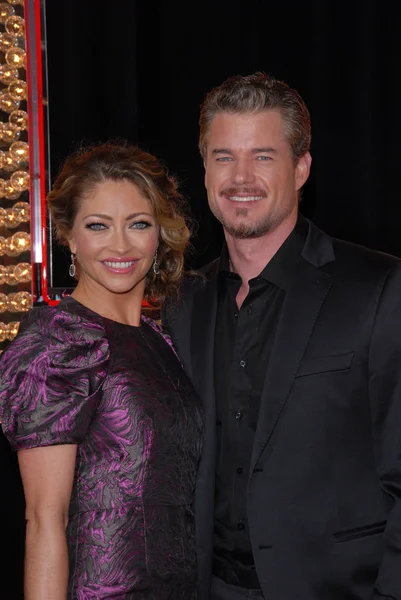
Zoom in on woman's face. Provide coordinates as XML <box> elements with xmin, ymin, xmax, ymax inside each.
<box><xmin>68</xmin><ymin>179</ymin><xmax>159</xmax><ymax>299</ymax></box>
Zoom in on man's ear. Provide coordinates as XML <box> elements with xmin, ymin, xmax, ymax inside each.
<box><xmin>295</xmin><ymin>152</ymin><xmax>312</xmax><ymax>191</ymax></box>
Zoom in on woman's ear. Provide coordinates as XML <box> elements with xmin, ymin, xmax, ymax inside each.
<box><xmin>67</xmin><ymin>237</ymin><xmax>77</xmax><ymax>256</ymax></box>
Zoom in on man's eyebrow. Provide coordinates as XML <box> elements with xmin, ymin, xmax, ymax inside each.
<box><xmin>210</xmin><ymin>147</ymin><xmax>278</xmax><ymax>155</ymax></box>
<box><xmin>211</xmin><ymin>148</ymin><xmax>234</xmax><ymax>155</ymax></box>
<box><xmin>252</xmin><ymin>147</ymin><xmax>278</xmax><ymax>154</ymax></box>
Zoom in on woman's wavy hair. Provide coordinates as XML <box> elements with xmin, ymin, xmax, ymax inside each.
<box><xmin>47</xmin><ymin>141</ymin><xmax>191</xmax><ymax>305</ymax></box>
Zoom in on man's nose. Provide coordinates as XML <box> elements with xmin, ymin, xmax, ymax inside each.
<box><xmin>231</xmin><ymin>158</ymin><xmax>255</xmax><ymax>184</ymax></box>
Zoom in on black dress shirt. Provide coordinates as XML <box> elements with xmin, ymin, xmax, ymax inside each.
<box><xmin>213</xmin><ymin>217</ymin><xmax>308</xmax><ymax>589</ymax></box>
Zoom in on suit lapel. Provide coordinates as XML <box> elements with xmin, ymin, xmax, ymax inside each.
<box><xmin>250</xmin><ymin>228</ymin><xmax>333</xmax><ymax>473</ymax></box>
<box><xmin>191</xmin><ymin>276</ymin><xmax>218</xmax><ymax>401</ymax></box>
<box><xmin>190</xmin><ymin>267</ymin><xmax>218</xmax><ymax>595</ymax></box>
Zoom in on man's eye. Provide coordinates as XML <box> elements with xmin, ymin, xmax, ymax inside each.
<box><xmin>216</xmin><ymin>157</ymin><xmax>232</xmax><ymax>162</ymax></box>
<box><xmin>257</xmin><ymin>155</ymin><xmax>271</xmax><ymax>161</ymax></box>
<box><xmin>86</xmin><ymin>222</ymin><xmax>106</xmax><ymax>231</ymax></box>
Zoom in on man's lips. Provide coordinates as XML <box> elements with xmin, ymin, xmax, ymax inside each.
<box><xmin>221</xmin><ymin>188</ymin><xmax>266</xmax><ymax>202</ymax></box>
<box><xmin>226</xmin><ymin>194</ymin><xmax>264</xmax><ymax>202</ymax></box>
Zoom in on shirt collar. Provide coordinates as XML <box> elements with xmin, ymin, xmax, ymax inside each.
<box><xmin>218</xmin><ymin>214</ymin><xmax>309</xmax><ymax>290</ymax></box>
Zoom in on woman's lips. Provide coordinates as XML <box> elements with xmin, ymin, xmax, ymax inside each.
<box><xmin>101</xmin><ymin>259</ymin><xmax>139</xmax><ymax>274</ymax></box>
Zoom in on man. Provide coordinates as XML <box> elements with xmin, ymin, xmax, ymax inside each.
<box><xmin>163</xmin><ymin>72</ymin><xmax>401</xmax><ymax>599</ymax></box>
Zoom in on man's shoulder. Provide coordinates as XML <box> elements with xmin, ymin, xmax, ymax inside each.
<box><xmin>162</xmin><ymin>258</ymin><xmax>219</xmax><ymax>328</ymax></box>
<box><xmin>307</xmin><ymin>219</ymin><xmax>401</xmax><ymax>274</ymax></box>
<box><xmin>180</xmin><ymin>258</ymin><xmax>220</xmax><ymax>293</ymax></box>
<box><xmin>331</xmin><ymin>235</ymin><xmax>401</xmax><ymax>272</ymax></box>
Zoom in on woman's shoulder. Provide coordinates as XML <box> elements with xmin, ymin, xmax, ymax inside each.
<box><xmin>2</xmin><ymin>297</ymin><xmax>109</xmax><ymax>370</ymax></box>
<box><xmin>0</xmin><ymin>298</ymin><xmax>110</xmax><ymax>449</ymax></box>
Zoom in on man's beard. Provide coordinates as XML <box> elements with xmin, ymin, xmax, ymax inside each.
<box><xmin>214</xmin><ymin>203</ymin><xmax>295</xmax><ymax>240</ymax></box>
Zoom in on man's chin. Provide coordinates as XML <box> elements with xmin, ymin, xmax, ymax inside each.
<box><xmin>224</xmin><ymin>220</ymin><xmax>272</xmax><ymax>240</ymax></box>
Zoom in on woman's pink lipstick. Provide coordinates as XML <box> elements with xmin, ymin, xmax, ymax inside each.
<box><xmin>100</xmin><ymin>258</ymin><xmax>139</xmax><ymax>274</ymax></box>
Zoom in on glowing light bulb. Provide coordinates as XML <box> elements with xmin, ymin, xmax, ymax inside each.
<box><xmin>7</xmin><ymin>292</ymin><xmax>18</xmax><ymax>310</ymax></box>
<box><xmin>10</xmin><ymin>170</ymin><xmax>29</xmax><ymax>191</ymax></box>
<box><xmin>0</xmin><ymin>322</ymin><xmax>7</xmax><ymax>343</ymax></box>
<box><xmin>14</xmin><ymin>262</ymin><xmax>31</xmax><ymax>283</ymax></box>
<box><xmin>6</xmin><ymin>0</ymin><xmax>24</xmax><ymax>5</ymax></box>
<box><xmin>0</xmin><ymin>235</ymin><xmax>6</xmax><ymax>254</ymax></box>
<box><xmin>9</xmin><ymin>109</ymin><xmax>27</xmax><ymax>129</ymax></box>
<box><xmin>5</xmin><ymin>15</ymin><xmax>24</xmax><ymax>37</ymax></box>
<box><xmin>0</xmin><ymin>3</ymin><xmax>15</xmax><ymax>23</ymax></box>
<box><xmin>8</xmin><ymin>78</ymin><xmax>26</xmax><ymax>100</ymax></box>
<box><xmin>4</xmin><ymin>207</ymin><xmax>21</xmax><ymax>229</ymax></box>
<box><xmin>5</xmin><ymin>46</ymin><xmax>25</xmax><ymax>68</ymax></box>
<box><xmin>3</xmin><ymin>265</ymin><xmax>16</xmax><ymax>285</ymax></box>
<box><xmin>5</xmin><ymin>182</ymin><xmax>21</xmax><ymax>199</ymax></box>
<box><xmin>7</xmin><ymin>231</ymin><xmax>30</xmax><ymax>256</ymax></box>
<box><xmin>0</xmin><ymin>31</ymin><xmax>17</xmax><ymax>52</ymax></box>
<box><xmin>0</xmin><ymin>63</ymin><xmax>18</xmax><ymax>85</ymax></box>
<box><xmin>0</xmin><ymin>90</ymin><xmax>20</xmax><ymax>113</ymax></box>
<box><xmin>3</xmin><ymin>151</ymin><xmax>21</xmax><ymax>172</ymax></box>
<box><xmin>10</xmin><ymin>141</ymin><xmax>29</xmax><ymax>162</ymax></box>
<box><xmin>0</xmin><ymin>293</ymin><xmax>8</xmax><ymax>313</ymax></box>
<box><xmin>13</xmin><ymin>201</ymin><xmax>30</xmax><ymax>221</ymax></box>
<box><xmin>1</xmin><ymin>122</ymin><xmax>20</xmax><ymax>143</ymax></box>
<box><xmin>7</xmin><ymin>321</ymin><xmax>20</xmax><ymax>340</ymax></box>
<box><xmin>14</xmin><ymin>291</ymin><xmax>32</xmax><ymax>312</ymax></box>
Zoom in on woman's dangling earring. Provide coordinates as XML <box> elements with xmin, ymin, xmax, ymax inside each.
<box><xmin>153</xmin><ymin>250</ymin><xmax>160</xmax><ymax>276</ymax></box>
<box><xmin>69</xmin><ymin>253</ymin><xmax>76</xmax><ymax>278</ymax></box>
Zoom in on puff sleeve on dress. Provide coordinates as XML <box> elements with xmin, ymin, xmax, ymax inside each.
<box><xmin>0</xmin><ymin>305</ymin><xmax>109</xmax><ymax>450</ymax></box>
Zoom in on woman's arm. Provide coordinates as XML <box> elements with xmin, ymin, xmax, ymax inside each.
<box><xmin>18</xmin><ymin>444</ymin><xmax>77</xmax><ymax>600</ymax></box>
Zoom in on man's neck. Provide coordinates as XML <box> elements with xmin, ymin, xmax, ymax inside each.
<box><xmin>226</xmin><ymin>213</ymin><xmax>298</xmax><ymax>285</ymax></box>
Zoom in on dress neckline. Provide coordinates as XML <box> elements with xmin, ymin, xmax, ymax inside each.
<box><xmin>59</xmin><ymin>295</ymin><xmax>144</xmax><ymax>330</ymax></box>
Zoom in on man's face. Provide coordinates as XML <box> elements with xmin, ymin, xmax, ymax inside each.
<box><xmin>204</xmin><ymin>110</ymin><xmax>311</xmax><ymax>239</ymax></box>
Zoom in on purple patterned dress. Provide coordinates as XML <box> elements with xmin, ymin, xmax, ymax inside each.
<box><xmin>0</xmin><ymin>297</ymin><xmax>202</xmax><ymax>599</ymax></box>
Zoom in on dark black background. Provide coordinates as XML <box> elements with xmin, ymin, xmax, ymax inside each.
<box><xmin>2</xmin><ymin>0</ymin><xmax>401</xmax><ymax>595</ymax></box>
<box><xmin>44</xmin><ymin>0</ymin><xmax>401</xmax><ymax>288</ymax></box>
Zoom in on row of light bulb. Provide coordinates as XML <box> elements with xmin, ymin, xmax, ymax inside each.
<box><xmin>0</xmin><ymin>201</ymin><xmax>29</xmax><ymax>227</ymax></box>
<box><xmin>0</xmin><ymin>170</ymin><xmax>29</xmax><ymax>193</ymax></box>
<box><xmin>0</xmin><ymin>290</ymin><xmax>31</xmax><ymax>312</ymax></box>
<box><xmin>0</xmin><ymin>8</ymin><xmax>30</xmax><ymax>225</ymax></box>
<box><xmin>0</xmin><ymin>231</ymin><xmax>30</xmax><ymax>256</ymax></box>
<box><xmin>0</xmin><ymin>320</ymin><xmax>20</xmax><ymax>343</ymax></box>
<box><xmin>0</xmin><ymin>262</ymin><xmax>31</xmax><ymax>284</ymax></box>
<box><xmin>0</xmin><ymin>0</ymin><xmax>31</xmax><ymax>343</ymax></box>
<box><xmin>0</xmin><ymin>140</ymin><xmax>28</xmax><ymax>161</ymax></box>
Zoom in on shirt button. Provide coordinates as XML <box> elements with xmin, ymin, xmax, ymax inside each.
<box><xmin>239</xmin><ymin>360</ymin><xmax>246</xmax><ymax>367</ymax></box>
<box><xmin>234</xmin><ymin>312</ymin><xmax>238</xmax><ymax>318</ymax></box>
<box><xmin>235</xmin><ymin>410</ymin><xmax>242</xmax><ymax>420</ymax></box>
<box><xmin>237</xmin><ymin>466</ymin><xmax>244</xmax><ymax>475</ymax></box>
<box><xmin>237</xmin><ymin>521</ymin><xmax>245</xmax><ymax>530</ymax></box>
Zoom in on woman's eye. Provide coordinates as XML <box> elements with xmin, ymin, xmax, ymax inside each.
<box><xmin>86</xmin><ymin>222</ymin><xmax>106</xmax><ymax>231</ymax></box>
<box><xmin>131</xmin><ymin>221</ymin><xmax>151</xmax><ymax>229</ymax></box>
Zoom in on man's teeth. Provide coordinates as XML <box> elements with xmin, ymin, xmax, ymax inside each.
<box><xmin>228</xmin><ymin>195</ymin><xmax>262</xmax><ymax>202</ymax></box>
<box><xmin>104</xmin><ymin>261</ymin><xmax>134</xmax><ymax>269</ymax></box>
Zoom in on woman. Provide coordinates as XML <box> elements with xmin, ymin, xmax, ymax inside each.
<box><xmin>0</xmin><ymin>143</ymin><xmax>202</xmax><ymax>599</ymax></box>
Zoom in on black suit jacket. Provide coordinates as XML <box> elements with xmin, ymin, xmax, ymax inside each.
<box><xmin>163</xmin><ymin>219</ymin><xmax>401</xmax><ymax>600</ymax></box>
